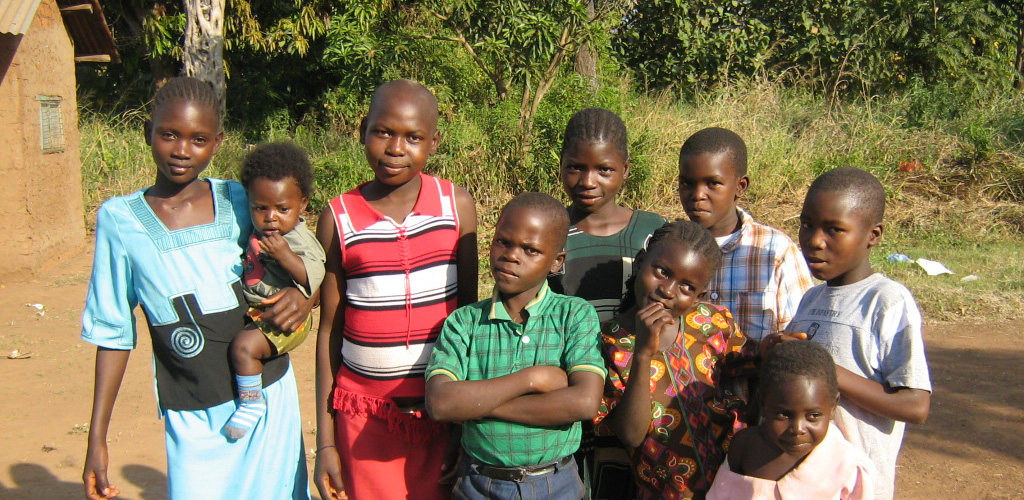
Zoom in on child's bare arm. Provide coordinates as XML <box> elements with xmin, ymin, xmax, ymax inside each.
<box><xmin>83</xmin><ymin>347</ymin><xmax>129</xmax><ymax>500</ymax></box>
<box><xmin>425</xmin><ymin>365</ymin><xmax>568</xmax><ymax>422</ymax></box>
<box><xmin>836</xmin><ymin>366</ymin><xmax>931</xmax><ymax>424</ymax></box>
<box><xmin>605</xmin><ymin>347</ymin><xmax>658</xmax><ymax>447</ymax></box>
<box><xmin>313</xmin><ymin>209</ymin><xmax>347</xmax><ymax>500</ymax></box>
<box><xmin>453</xmin><ymin>186</ymin><xmax>478</xmax><ymax>307</ymax></box>
<box><xmin>260</xmin><ymin>232</ymin><xmax>309</xmax><ymax>289</ymax></box>
<box><xmin>606</xmin><ymin>303</ymin><xmax>679</xmax><ymax>447</ymax></box>
<box><xmin>486</xmin><ymin>370</ymin><xmax>604</xmax><ymax>426</ymax></box>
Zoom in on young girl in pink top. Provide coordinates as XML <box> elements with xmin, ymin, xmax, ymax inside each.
<box><xmin>707</xmin><ymin>340</ymin><xmax>874</xmax><ymax>500</ymax></box>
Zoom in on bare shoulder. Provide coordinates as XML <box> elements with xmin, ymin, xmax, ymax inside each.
<box><xmin>453</xmin><ymin>185</ymin><xmax>476</xmax><ymax>210</ymax></box>
<box><xmin>727</xmin><ymin>425</ymin><xmax>758</xmax><ymax>469</ymax></box>
<box><xmin>452</xmin><ymin>185</ymin><xmax>477</xmax><ymax>230</ymax></box>
<box><xmin>316</xmin><ymin>206</ymin><xmax>336</xmax><ymax>236</ymax></box>
<box><xmin>316</xmin><ymin>206</ymin><xmax>340</xmax><ymax>257</ymax></box>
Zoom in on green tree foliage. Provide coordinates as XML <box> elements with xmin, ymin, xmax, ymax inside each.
<box><xmin>81</xmin><ymin>0</ymin><xmax>1023</xmax><ymax>150</ymax></box>
<box><xmin>407</xmin><ymin>0</ymin><xmax>627</xmax><ymax>167</ymax></box>
<box><xmin>613</xmin><ymin>0</ymin><xmax>773</xmax><ymax>90</ymax></box>
<box><xmin>992</xmin><ymin>0</ymin><xmax>1024</xmax><ymax>88</ymax></box>
<box><xmin>79</xmin><ymin>0</ymin><xmax>331</xmax><ymax>125</ymax></box>
<box><xmin>614</xmin><ymin>0</ymin><xmax>1015</xmax><ymax>95</ymax></box>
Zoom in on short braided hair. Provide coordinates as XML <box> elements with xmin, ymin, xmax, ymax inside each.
<box><xmin>240</xmin><ymin>142</ymin><xmax>314</xmax><ymax>198</ymax></box>
<box><xmin>152</xmin><ymin>76</ymin><xmax>222</xmax><ymax>127</ymax></box>
<box><xmin>560</xmin><ymin>108</ymin><xmax>629</xmax><ymax>160</ymax></box>
<box><xmin>759</xmin><ymin>340</ymin><xmax>839</xmax><ymax>403</ymax></box>
<box><xmin>806</xmin><ymin>166</ymin><xmax>886</xmax><ymax>225</ymax></box>
<box><xmin>619</xmin><ymin>219</ymin><xmax>721</xmax><ymax>312</ymax></box>
<box><xmin>679</xmin><ymin>127</ymin><xmax>747</xmax><ymax>177</ymax></box>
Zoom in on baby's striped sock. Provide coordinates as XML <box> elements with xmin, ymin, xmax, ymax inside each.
<box><xmin>223</xmin><ymin>374</ymin><xmax>266</xmax><ymax>440</ymax></box>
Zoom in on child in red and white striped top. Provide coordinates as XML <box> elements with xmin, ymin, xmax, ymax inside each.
<box><xmin>312</xmin><ymin>79</ymin><xmax>477</xmax><ymax>500</ymax></box>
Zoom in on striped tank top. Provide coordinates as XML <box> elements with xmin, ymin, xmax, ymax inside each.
<box><xmin>329</xmin><ymin>173</ymin><xmax>461</xmax><ymax>411</ymax></box>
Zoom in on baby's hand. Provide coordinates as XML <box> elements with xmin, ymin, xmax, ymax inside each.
<box><xmin>635</xmin><ymin>302</ymin><xmax>678</xmax><ymax>357</ymax></box>
<box><xmin>521</xmin><ymin>365</ymin><xmax>569</xmax><ymax>393</ymax></box>
<box><xmin>758</xmin><ymin>332</ymin><xmax>808</xmax><ymax>357</ymax></box>
<box><xmin>259</xmin><ymin>232</ymin><xmax>295</xmax><ymax>260</ymax></box>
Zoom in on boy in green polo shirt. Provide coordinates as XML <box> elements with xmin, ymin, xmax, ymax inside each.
<box><xmin>426</xmin><ymin>192</ymin><xmax>607</xmax><ymax>500</ymax></box>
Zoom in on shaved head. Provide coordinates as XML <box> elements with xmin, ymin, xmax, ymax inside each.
<box><xmin>807</xmin><ymin>166</ymin><xmax>886</xmax><ymax>225</ymax></box>
<box><xmin>500</xmin><ymin>192</ymin><xmax>570</xmax><ymax>249</ymax></box>
<box><xmin>679</xmin><ymin>127</ymin><xmax>748</xmax><ymax>177</ymax></box>
<box><xmin>366</xmin><ymin>79</ymin><xmax>439</xmax><ymax>131</ymax></box>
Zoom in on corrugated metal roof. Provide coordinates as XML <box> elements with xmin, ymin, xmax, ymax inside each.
<box><xmin>57</xmin><ymin>0</ymin><xmax>119</xmax><ymax>63</ymax></box>
<box><xmin>0</xmin><ymin>0</ymin><xmax>43</xmax><ymax>35</ymax></box>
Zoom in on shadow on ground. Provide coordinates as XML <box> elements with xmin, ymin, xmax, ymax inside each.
<box><xmin>0</xmin><ymin>463</ymin><xmax>167</xmax><ymax>500</ymax></box>
<box><xmin>904</xmin><ymin>342</ymin><xmax>1024</xmax><ymax>461</ymax></box>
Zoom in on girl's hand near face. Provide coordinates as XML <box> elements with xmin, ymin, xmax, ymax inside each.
<box><xmin>610</xmin><ymin>303</ymin><xmax>681</xmax><ymax>448</ymax></box>
<box><xmin>634</xmin><ymin>302</ymin><xmax>678</xmax><ymax>358</ymax></box>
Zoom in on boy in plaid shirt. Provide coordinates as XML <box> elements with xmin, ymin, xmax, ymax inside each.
<box><xmin>426</xmin><ymin>192</ymin><xmax>606</xmax><ymax>500</ymax></box>
<box><xmin>677</xmin><ymin>127</ymin><xmax>813</xmax><ymax>342</ymax></box>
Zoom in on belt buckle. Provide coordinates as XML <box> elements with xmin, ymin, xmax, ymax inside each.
<box><xmin>509</xmin><ymin>467</ymin><xmax>528</xmax><ymax>482</ymax></box>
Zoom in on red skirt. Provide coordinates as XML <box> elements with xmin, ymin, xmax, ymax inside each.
<box><xmin>335</xmin><ymin>401</ymin><xmax>452</xmax><ymax>500</ymax></box>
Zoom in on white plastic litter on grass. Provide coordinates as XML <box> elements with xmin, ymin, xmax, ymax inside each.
<box><xmin>916</xmin><ymin>258</ymin><xmax>954</xmax><ymax>276</ymax></box>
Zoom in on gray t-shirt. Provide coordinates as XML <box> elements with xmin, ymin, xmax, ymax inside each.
<box><xmin>787</xmin><ymin>273</ymin><xmax>931</xmax><ymax>500</ymax></box>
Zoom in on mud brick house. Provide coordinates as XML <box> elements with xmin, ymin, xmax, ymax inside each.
<box><xmin>0</xmin><ymin>0</ymin><xmax>117</xmax><ymax>279</ymax></box>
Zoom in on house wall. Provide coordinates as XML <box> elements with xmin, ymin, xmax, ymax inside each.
<box><xmin>0</xmin><ymin>0</ymin><xmax>85</xmax><ymax>280</ymax></box>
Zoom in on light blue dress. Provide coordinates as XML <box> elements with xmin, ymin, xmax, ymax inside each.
<box><xmin>82</xmin><ymin>178</ymin><xmax>309</xmax><ymax>500</ymax></box>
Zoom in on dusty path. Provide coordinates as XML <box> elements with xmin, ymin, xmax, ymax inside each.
<box><xmin>1</xmin><ymin>254</ymin><xmax>1021</xmax><ymax>499</ymax></box>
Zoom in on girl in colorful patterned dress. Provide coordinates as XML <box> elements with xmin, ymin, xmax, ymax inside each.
<box><xmin>594</xmin><ymin>220</ymin><xmax>754</xmax><ymax>500</ymax></box>
<box><xmin>81</xmin><ymin>77</ymin><xmax>312</xmax><ymax>500</ymax></box>
<box><xmin>313</xmin><ymin>79</ymin><xmax>477</xmax><ymax>500</ymax></box>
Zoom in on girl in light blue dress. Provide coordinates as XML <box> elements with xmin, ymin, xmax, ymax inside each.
<box><xmin>81</xmin><ymin>77</ymin><xmax>312</xmax><ymax>500</ymax></box>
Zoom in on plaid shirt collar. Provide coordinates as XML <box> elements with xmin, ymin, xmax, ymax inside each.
<box><xmin>718</xmin><ymin>207</ymin><xmax>753</xmax><ymax>254</ymax></box>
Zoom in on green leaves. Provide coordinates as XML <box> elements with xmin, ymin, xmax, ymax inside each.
<box><xmin>613</xmin><ymin>0</ymin><xmax>1017</xmax><ymax>95</ymax></box>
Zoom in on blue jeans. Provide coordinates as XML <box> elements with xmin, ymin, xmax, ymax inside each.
<box><xmin>454</xmin><ymin>456</ymin><xmax>585</xmax><ymax>500</ymax></box>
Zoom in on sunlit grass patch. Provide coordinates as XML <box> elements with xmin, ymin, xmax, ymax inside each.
<box><xmin>875</xmin><ymin>239</ymin><xmax>1024</xmax><ymax>322</ymax></box>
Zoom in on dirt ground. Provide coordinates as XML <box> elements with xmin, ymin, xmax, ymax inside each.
<box><xmin>1</xmin><ymin>253</ymin><xmax>1022</xmax><ymax>500</ymax></box>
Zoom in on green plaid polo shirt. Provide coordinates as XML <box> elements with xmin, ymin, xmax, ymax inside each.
<box><xmin>426</xmin><ymin>281</ymin><xmax>606</xmax><ymax>467</ymax></box>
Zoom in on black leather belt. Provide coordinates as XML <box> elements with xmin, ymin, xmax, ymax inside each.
<box><xmin>471</xmin><ymin>455</ymin><xmax>574</xmax><ymax>483</ymax></box>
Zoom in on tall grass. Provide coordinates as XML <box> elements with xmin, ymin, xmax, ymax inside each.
<box><xmin>79</xmin><ymin>79</ymin><xmax>1024</xmax><ymax>319</ymax></box>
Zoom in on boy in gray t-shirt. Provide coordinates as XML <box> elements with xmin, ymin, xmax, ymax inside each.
<box><xmin>764</xmin><ymin>167</ymin><xmax>931</xmax><ymax>500</ymax></box>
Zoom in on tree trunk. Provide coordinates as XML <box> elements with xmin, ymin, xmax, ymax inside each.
<box><xmin>574</xmin><ymin>0</ymin><xmax>598</xmax><ymax>91</ymax></box>
<box><xmin>575</xmin><ymin>43</ymin><xmax>597</xmax><ymax>91</ymax></box>
<box><xmin>1015</xmin><ymin>23</ymin><xmax>1024</xmax><ymax>90</ymax></box>
<box><xmin>183</xmin><ymin>0</ymin><xmax>226</xmax><ymax>116</ymax></box>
